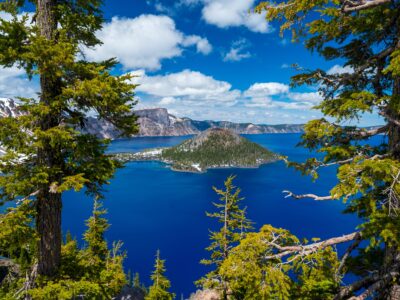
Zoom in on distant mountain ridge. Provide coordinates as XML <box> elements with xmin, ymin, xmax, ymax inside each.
<box><xmin>102</xmin><ymin>108</ymin><xmax>305</xmax><ymax>138</ymax></box>
<box><xmin>0</xmin><ymin>98</ymin><xmax>304</xmax><ymax>139</ymax></box>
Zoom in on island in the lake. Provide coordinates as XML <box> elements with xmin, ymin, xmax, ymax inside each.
<box><xmin>113</xmin><ymin>128</ymin><xmax>279</xmax><ymax>173</ymax></box>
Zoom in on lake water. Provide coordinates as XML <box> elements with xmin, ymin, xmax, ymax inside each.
<box><xmin>62</xmin><ymin>133</ymin><xmax>366</xmax><ymax>297</ymax></box>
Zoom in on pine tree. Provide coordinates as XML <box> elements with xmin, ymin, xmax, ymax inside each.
<box><xmin>146</xmin><ymin>250</ymin><xmax>174</xmax><ymax>300</ymax></box>
<box><xmin>199</xmin><ymin>176</ymin><xmax>252</xmax><ymax>298</ymax></box>
<box><xmin>255</xmin><ymin>0</ymin><xmax>400</xmax><ymax>297</ymax></box>
<box><xmin>0</xmin><ymin>0</ymin><xmax>138</xmax><ymax>277</ymax></box>
<box><xmin>28</xmin><ymin>198</ymin><xmax>127</xmax><ymax>299</ymax></box>
<box><xmin>80</xmin><ymin>198</ymin><xmax>110</xmax><ymax>276</ymax></box>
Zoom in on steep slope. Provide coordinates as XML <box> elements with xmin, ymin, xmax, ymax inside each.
<box><xmin>0</xmin><ymin>99</ymin><xmax>304</xmax><ymax>139</ymax></box>
<box><xmin>85</xmin><ymin>108</ymin><xmax>304</xmax><ymax>138</ymax></box>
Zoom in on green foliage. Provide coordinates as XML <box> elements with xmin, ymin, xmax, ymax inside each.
<box><xmin>0</xmin><ymin>200</ymin><xmax>37</xmax><ymax>270</ymax></box>
<box><xmin>217</xmin><ymin>224</ymin><xmax>339</xmax><ymax>300</ymax></box>
<box><xmin>255</xmin><ymin>0</ymin><xmax>400</xmax><ymax>296</ymax></box>
<box><xmin>198</xmin><ymin>176</ymin><xmax>253</xmax><ymax>297</ymax></box>
<box><xmin>146</xmin><ymin>250</ymin><xmax>174</xmax><ymax>300</ymax></box>
<box><xmin>162</xmin><ymin>129</ymin><xmax>276</xmax><ymax>171</ymax></box>
<box><xmin>0</xmin><ymin>199</ymin><xmax>127</xmax><ymax>299</ymax></box>
<box><xmin>0</xmin><ymin>0</ymin><xmax>139</xmax><ymax>278</ymax></box>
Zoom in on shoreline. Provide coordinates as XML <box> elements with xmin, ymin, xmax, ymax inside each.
<box><xmin>115</xmin><ymin>156</ymin><xmax>281</xmax><ymax>173</ymax></box>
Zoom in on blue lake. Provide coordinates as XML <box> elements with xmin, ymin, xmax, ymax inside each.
<box><xmin>62</xmin><ymin>133</ymin><xmax>372</xmax><ymax>297</ymax></box>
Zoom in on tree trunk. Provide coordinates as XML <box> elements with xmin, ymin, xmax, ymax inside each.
<box><xmin>385</xmin><ymin>73</ymin><xmax>400</xmax><ymax>298</ymax></box>
<box><xmin>36</xmin><ymin>0</ymin><xmax>63</xmax><ymax>277</ymax></box>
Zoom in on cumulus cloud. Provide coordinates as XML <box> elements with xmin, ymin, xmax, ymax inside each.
<box><xmin>288</xmin><ymin>92</ymin><xmax>323</xmax><ymax>104</ymax></box>
<box><xmin>244</xmin><ymin>82</ymin><xmax>289</xmax><ymax>97</ymax></box>
<box><xmin>223</xmin><ymin>39</ymin><xmax>251</xmax><ymax>62</ymax></box>
<box><xmin>129</xmin><ymin>69</ymin><xmax>327</xmax><ymax>124</ymax></box>
<box><xmin>201</xmin><ymin>0</ymin><xmax>273</xmax><ymax>33</ymax></box>
<box><xmin>132</xmin><ymin>69</ymin><xmax>240</xmax><ymax>104</ymax></box>
<box><xmin>182</xmin><ymin>35</ymin><xmax>213</xmax><ymax>55</ymax></box>
<box><xmin>84</xmin><ymin>15</ymin><xmax>212</xmax><ymax>70</ymax></box>
<box><xmin>327</xmin><ymin>64</ymin><xmax>354</xmax><ymax>75</ymax></box>
<box><xmin>0</xmin><ymin>66</ymin><xmax>38</xmax><ymax>99</ymax></box>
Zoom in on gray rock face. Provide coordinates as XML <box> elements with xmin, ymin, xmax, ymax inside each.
<box><xmin>85</xmin><ymin>108</ymin><xmax>304</xmax><ymax>139</ymax></box>
<box><xmin>0</xmin><ymin>99</ymin><xmax>304</xmax><ymax>139</ymax></box>
<box><xmin>0</xmin><ymin>98</ymin><xmax>23</xmax><ymax>117</ymax></box>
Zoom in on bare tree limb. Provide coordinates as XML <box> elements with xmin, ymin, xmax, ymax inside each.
<box><xmin>312</xmin><ymin>152</ymin><xmax>389</xmax><ymax>171</ymax></box>
<box><xmin>342</xmin><ymin>0</ymin><xmax>391</xmax><ymax>12</ymax></box>
<box><xmin>380</xmin><ymin>111</ymin><xmax>400</xmax><ymax>127</ymax></box>
<box><xmin>265</xmin><ymin>232</ymin><xmax>360</xmax><ymax>260</ymax></box>
<box><xmin>283</xmin><ymin>190</ymin><xmax>335</xmax><ymax>201</ymax></box>
<box><xmin>348</xmin><ymin>271</ymin><xmax>399</xmax><ymax>300</ymax></box>
<box><xmin>334</xmin><ymin>272</ymin><xmax>381</xmax><ymax>300</ymax></box>
<box><xmin>336</xmin><ymin>232</ymin><xmax>363</xmax><ymax>280</ymax></box>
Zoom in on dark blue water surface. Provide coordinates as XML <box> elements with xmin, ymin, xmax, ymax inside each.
<box><xmin>63</xmin><ymin>134</ymin><xmax>363</xmax><ymax>297</ymax></box>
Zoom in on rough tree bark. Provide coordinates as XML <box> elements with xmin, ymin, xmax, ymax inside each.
<box><xmin>36</xmin><ymin>0</ymin><xmax>63</xmax><ymax>277</ymax></box>
<box><xmin>385</xmin><ymin>54</ymin><xmax>400</xmax><ymax>298</ymax></box>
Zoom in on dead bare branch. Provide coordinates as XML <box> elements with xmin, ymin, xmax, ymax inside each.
<box><xmin>342</xmin><ymin>0</ymin><xmax>391</xmax><ymax>13</ymax></box>
<box><xmin>336</xmin><ymin>233</ymin><xmax>363</xmax><ymax>280</ymax></box>
<box><xmin>283</xmin><ymin>190</ymin><xmax>335</xmax><ymax>201</ymax></box>
<box><xmin>265</xmin><ymin>232</ymin><xmax>360</xmax><ymax>260</ymax></box>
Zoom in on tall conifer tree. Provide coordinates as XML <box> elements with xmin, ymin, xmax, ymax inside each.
<box><xmin>146</xmin><ymin>250</ymin><xmax>174</xmax><ymax>300</ymax></box>
<box><xmin>199</xmin><ymin>176</ymin><xmax>252</xmax><ymax>298</ymax></box>
<box><xmin>0</xmin><ymin>0</ymin><xmax>138</xmax><ymax>277</ymax></box>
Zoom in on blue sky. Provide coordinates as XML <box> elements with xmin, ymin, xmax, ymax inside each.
<box><xmin>0</xmin><ymin>0</ymin><xmax>383</xmax><ymax>125</ymax></box>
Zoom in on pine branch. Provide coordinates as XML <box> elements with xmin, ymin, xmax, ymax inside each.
<box><xmin>335</xmin><ymin>233</ymin><xmax>363</xmax><ymax>280</ymax></box>
<box><xmin>348</xmin><ymin>271</ymin><xmax>398</xmax><ymax>299</ymax></box>
<box><xmin>380</xmin><ymin>111</ymin><xmax>400</xmax><ymax>127</ymax></box>
<box><xmin>334</xmin><ymin>272</ymin><xmax>382</xmax><ymax>299</ymax></box>
<box><xmin>335</xmin><ymin>268</ymin><xmax>399</xmax><ymax>299</ymax></box>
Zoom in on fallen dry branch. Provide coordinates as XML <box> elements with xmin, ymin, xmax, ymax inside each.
<box><xmin>283</xmin><ymin>190</ymin><xmax>336</xmax><ymax>201</ymax></box>
<box><xmin>341</xmin><ymin>0</ymin><xmax>392</xmax><ymax>12</ymax></box>
<box><xmin>265</xmin><ymin>232</ymin><xmax>360</xmax><ymax>260</ymax></box>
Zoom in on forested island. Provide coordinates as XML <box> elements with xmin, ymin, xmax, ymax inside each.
<box><xmin>114</xmin><ymin>128</ymin><xmax>278</xmax><ymax>172</ymax></box>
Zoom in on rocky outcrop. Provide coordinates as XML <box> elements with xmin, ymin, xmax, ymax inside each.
<box><xmin>189</xmin><ymin>289</ymin><xmax>220</xmax><ymax>300</ymax></box>
<box><xmin>0</xmin><ymin>98</ymin><xmax>23</xmax><ymax>118</ymax></box>
<box><xmin>0</xmin><ymin>98</ymin><xmax>304</xmax><ymax>139</ymax></box>
<box><xmin>114</xmin><ymin>286</ymin><xmax>146</xmax><ymax>300</ymax></box>
<box><xmin>85</xmin><ymin>108</ymin><xmax>304</xmax><ymax>139</ymax></box>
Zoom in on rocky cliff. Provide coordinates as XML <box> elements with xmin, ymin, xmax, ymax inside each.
<box><xmin>87</xmin><ymin>108</ymin><xmax>304</xmax><ymax>138</ymax></box>
<box><xmin>0</xmin><ymin>98</ymin><xmax>304</xmax><ymax>139</ymax></box>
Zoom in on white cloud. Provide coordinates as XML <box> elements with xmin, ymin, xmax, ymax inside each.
<box><xmin>201</xmin><ymin>0</ymin><xmax>273</xmax><ymax>33</ymax></box>
<box><xmin>223</xmin><ymin>39</ymin><xmax>251</xmax><ymax>62</ymax></box>
<box><xmin>130</xmin><ymin>69</ymin><xmax>329</xmax><ymax>124</ymax></box>
<box><xmin>288</xmin><ymin>92</ymin><xmax>323</xmax><ymax>104</ymax></box>
<box><xmin>132</xmin><ymin>69</ymin><xmax>240</xmax><ymax>104</ymax></box>
<box><xmin>159</xmin><ymin>97</ymin><xmax>177</xmax><ymax>105</ymax></box>
<box><xmin>0</xmin><ymin>11</ymin><xmax>34</xmax><ymax>23</ymax></box>
<box><xmin>0</xmin><ymin>66</ymin><xmax>38</xmax><ymax>99</ymax></box>
<box><xmin>182</xmin><ymin>35</ymin><xmax>213</xmax><ymax>55</ymax></box>
<box><xmin>327</xmin><ymin>64</ymin><xmax>354</xmax><ymax>75</ymax></box>
<box><xmin>84</xmin><ymin>15</ymin><xmax>212</xmax><ymax>70</ymax></box>
<box><xmin>244</xmin><ymin>82</ymin><xmax>289</xmax><ymax>97</ymax></box>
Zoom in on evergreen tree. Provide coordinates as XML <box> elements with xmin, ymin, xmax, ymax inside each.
<box><xmin>28</xmin><ymin>198</ymin><xmax>127</xmax><ymax>299</ymax></box>
<box><xmin>254</xmin><ymin>0</ymin><xmax>400</xmax><ymax>297</ymax></box>
<box><xmin>199</xmin><ymin>176</ymin><xmax>252</xmax><ymax>298</ymax></box>
<box><xmin>0</xmin><ymin>0</ymin><xmax>138</xmax><ymax>277</ymax></box>
<box><xmin>146</xmin><ymin>250</ymin><xmax>174</xmax><ymax>300</ymax></box>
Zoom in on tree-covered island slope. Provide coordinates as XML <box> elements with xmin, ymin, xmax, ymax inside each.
<box><xmin>114</xmin><ymin>128</ymin><xmax>279</xmax><ymax>172</ymax></box>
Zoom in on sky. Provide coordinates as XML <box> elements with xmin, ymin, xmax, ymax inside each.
<box><xmin>0</xmin><ymin>0</ymin><xmax>384</xmax><ymax>126</ymax></box>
